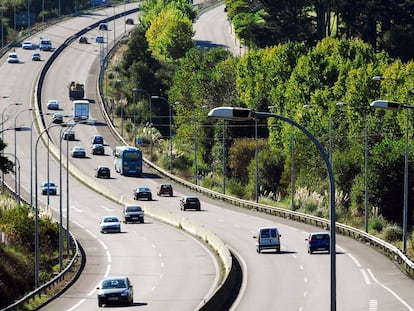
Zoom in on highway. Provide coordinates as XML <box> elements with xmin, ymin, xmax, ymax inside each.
<box><xmin>1</xmin><ymin>2</ymin><xmax>414</xmax><ymax>310</ymax></box>
<box><xmin>1</xmin><ymin>4</ymin><xmax>218</xmax><ymax>311</ymax></box>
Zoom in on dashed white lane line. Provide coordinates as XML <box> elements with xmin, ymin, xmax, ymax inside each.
<box><xmin>68</xmin><ymin>299</ymin><xmax>86</xmax><ymax>311</ymax></box>
<box><xmin>360</xmin><ymin>268</ymin><xmax>371</xmax><ymax>285</ymax></box>
<box><xmin>368</xmin><ymin>269</ymin><xmax>414</xmax><ymax>311</ymax></box>
<box><xmin>346</xmin><ymin>252</ymin><xmax>362</xmax><ymax>268</ymax></box>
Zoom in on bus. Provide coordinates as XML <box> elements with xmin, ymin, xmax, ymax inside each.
<box><xmin>113</xmin><ymin>146</ymin><xmax>143</xmax><ymax>176</ymax></box>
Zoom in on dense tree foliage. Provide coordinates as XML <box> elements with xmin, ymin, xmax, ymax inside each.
<box><xmin>225</xmin><ymin>0</ymin><xmax>414</xmax><ymax>62</ymax></box>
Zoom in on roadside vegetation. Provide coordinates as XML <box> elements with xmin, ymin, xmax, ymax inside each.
<box><xmin>0</xmin><ymin>193</ymin><xmax>62</xmax><ymax>308</ymax></box>
<box><xmin>105</xmin><ymin>0</ymin><xmax>414</xmax><ymax>259</ymax></box>
<box><xmin>0</xmin><ymin>0</ymin><xmax>413</xmax><ymax>306</ymax></box>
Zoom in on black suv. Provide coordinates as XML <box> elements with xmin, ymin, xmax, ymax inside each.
<box><xmin>95</xmin><ymin>166</ymin><xmax>110</xmax><ymax>179</ymax></box>
<box><xmin>92</xmin><ymin>144</ymin><xmax>105</xmax><ymax>155</ymax></box>
<box><xmin>180</xmin><ymin>196</ymin><xmax>201</xmax><ymax>211</ymax></box>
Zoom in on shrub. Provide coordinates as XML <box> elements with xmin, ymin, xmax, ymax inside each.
<box><xmin>382</xmin><ymin>224</ymin><xmax>403</xmax><ymax>242</ymax></box>
<box><xmin>369</xmin><ymin>215</ymin><xmax>386</xmax><ymax>233</ymax></box>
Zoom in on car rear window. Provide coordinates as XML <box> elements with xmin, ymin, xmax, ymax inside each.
<box><xmin>311</xmin><ymin>234</ymin><xmax>329</xmax><ymax>241</ymax></box>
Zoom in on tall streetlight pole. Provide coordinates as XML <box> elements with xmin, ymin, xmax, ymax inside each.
<box><xmin>337</xmin><ymin>102</ymin><xmax>369</xmax><ymax>232</ymax></box>
<box><xmin>132</xmin><ymin>88</ymin><xmax>137</xmax><ymax>146</ymax></box>
<box><xmin>151</xmin><ymin>96</ymin><xmax>173</xmax><ymax>173</ymax></box>
<box><xmin>135</xmin><ymin>89</ymin><xmax>152</xmax><ymax>159</ymax></box>
<box><xmin>3</xmin><ymin>152</ymin><xmax>21</xmax><ymax>202</ymax></box>
<box><xmin>370</xmin><ymin>100</ymin><xmax>412</xmax><ymax>253</ymax></box>
<box><xmin>254</xmin><ymin>118</ymin><xmax>258</xmax><ymax>202</ymax></box>
<box><xmin>14</xmin><ymin>107</ymin><xmax>33</xmax><ymax>203</ymax></box>
<box><xmin>34</xmin><ymin>123</ymin><xmax>63</xmax><ymax>287</ymax></box>
<box><xmin>208</xmin><ymin>106</ymin><xmax>337</xmax><ymax>311</ymax></box>
<box><xmin>2</xmin><ymin>102</ymin><xmax>22</xmax><ymax>190</ymax></box>
<box><xmin>222</xmin><ymin>120</ymin><xmax>226</xmax><ymax>194</ymax></box>
<box><xmin>30</xmin><ymin>112</ymin><xmax>52</xmax><ymax>208</ymax></box>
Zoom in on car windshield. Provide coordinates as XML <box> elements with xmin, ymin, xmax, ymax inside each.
<box><xmin>43</xmin><ymin>183</ymin><xmax>55</xmax><ymax>187</ymax></box>
<box><xmin>104</xmin><ymin>217</ymin><xmax>118</xmax><ymax>223</ymax></box>
<box><xmin>102</xmin><ymin>279</ymin><xmax>126</xmax><ymax>289</ymax></box>
<box><xmin>127</xmin><ymin>206</ymin><xmax>142</xmax><ymax>212</ymax></box>
<box><xmin>139</xmin><ymin>188</ymin><xmax>149</xmax><ymax>192</ymax></box>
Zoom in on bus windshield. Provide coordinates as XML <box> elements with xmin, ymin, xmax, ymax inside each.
<box><xmin>123</xmin><ymin>151</ymin><xmax>141</xmax><ymax>161</ymax></box>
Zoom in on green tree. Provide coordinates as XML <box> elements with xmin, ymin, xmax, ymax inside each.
<box><xmin>145</xmin><ymin>8</ymin><xmax>194</xmax><ymax>60</ymax></box>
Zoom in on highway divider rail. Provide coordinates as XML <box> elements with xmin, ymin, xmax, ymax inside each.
<box><xmin>4</xmin><ymin>2</ymin><xmax>414</xmax><ymax>311</ymax></box>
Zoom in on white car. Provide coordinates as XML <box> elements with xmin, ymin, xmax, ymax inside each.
<box><xmin>71</xmin><ymin>146</ymin><xmax>86</xmax><ymax>158</ymax></box>
<box><xmin>22</xmin><ymin>41</ymin><xmax>33</xmax><ymax>49</ymax></box>
<box><xmin>7</xmin><ymin>53</ymin><xmax>19</xmax><ymax>63</ymax></box>
<box><xmin>100</xmin><ymin>216</ymin><xmax>121</xmax><ymax>233</ymax></box>
<box><xmin>47</xmin><ymin>99</ymin><xmax>59</xmax><ymax>110</ymax></box>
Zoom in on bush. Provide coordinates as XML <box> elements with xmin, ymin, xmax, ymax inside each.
<box><xmin>369</xmin><ymin>215</ymin><xmax>386</xmax><ymax>233</ymax></box>
<box><xmin>382</xmin><ymin>224</ymin><xmax>403</xmax><ymax>242</ymax></box>
<box><xmin>226</xmin><ymin>179</ymin><xmax>246</xmax><ymax>199</ymax></box>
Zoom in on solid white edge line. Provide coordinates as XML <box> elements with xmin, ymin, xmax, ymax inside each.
<box><xmin>360</xmin><ymin>268</ymin><xmax>371</xmax><ymax>285</ymax></box>
<box><xmin>67</xmin><ymin>298</ymin><xmax>86</xmax><ymax>311</ymax></box>
<box><xmin>367</xmin><ymin>269</ymin><xmax>414</xmax><ymax>311</ymax></box>
<box><xmin>228</xmin><ymin>246</ymin><xmax>247</xmax><ymax>311</ymax></box>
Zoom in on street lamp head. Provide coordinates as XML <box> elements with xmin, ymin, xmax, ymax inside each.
<box><xmin>208</xmin><ymin>107</ymin><xmax>254</xmax><ymax>121</ymax></box>
<box><xmin>372</xmin><ymin>75</ymin><xmax>386</xmax><ymax>81</ymax></box>
<box><xmin>15</xmin><ymin>126</ymin><xmax>31</xmax><ymax>132</ymax></box>
<box><xmin>370</xmin><ymin>100</ymin><xmax>402</xmax><ymax>111</ymax></box>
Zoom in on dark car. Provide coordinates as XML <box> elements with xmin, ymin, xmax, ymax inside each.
<box><xmin>133</xmin><ymin>187</ymin><xmax>152</xmax><ymax>200</ymax></box>
<box><xmin>41</xmin><ymin>182</ymin><xmax>57</xmax><ymax>195</ymax></box>
<box><xmin>97</xmin><ymin>276</ymin><xmax>133</xmax><ymax>307</ymax></box>
<box><xmin>91</xmin><ymin>134</ymin><xmax>104</xmax><ymax>145</ymax></box>
<box><xmin>180</xmin><ymin>196</ymin><xmax>201</xmax><ymax>211</ymax></box>
<box><xmin>63</xmin><ymin>130</ymin><xmax>75</xmax><ymax>141</ymax></box>
<box><xmin>96</xmin><ymin>166</ymin><xmax>111</xmax><ymax>179</ymax></box>
<box><xmin>99</xmin><ymin>22</ymin><xmax>108</xmax><ymax>30</ymax></box>
<box><xmin>125</xmin><ymin>18</ymin><xmax>134</xmax><ymax>25</ymax></box>
<box><xmin>92</xmin><ymin>144</ymin><xmax>105</xmax><ymax>155</ymax></box>
<box><xmin>156</xmin><ymin>184</ymin><xmax>173</xmax><ymax>196</ymax></box>
<box><xmin>122</xmin><ymin>205</ymin><xmax>144</xmax><ymax>223</ymax></box>
<box><xmin>79</xmin><ymin>36</ymin><xmax>88</xmax><ymax>44</ymax></box>
<box><xmin>306</xmin><ymin>232</ymin><xmax>330</xmax><ymax>254</ymax></box>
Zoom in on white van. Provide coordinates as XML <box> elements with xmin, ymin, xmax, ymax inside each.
<box><xmin>254</xmin><ymin>227</ymin><xmax>281</xmax><ymax>253</ymax></box>
<box><xmin>39</xmin><ymin>38</ymin><xmax>52</xmax><ymax>51</ymax></box>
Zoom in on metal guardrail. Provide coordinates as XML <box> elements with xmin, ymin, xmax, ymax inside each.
<box><xmin>0</xmin><ymin>183</ymin><xmax>81</xmax><ymax>311</ymax></box>
<box><xmin>2</xmin><ymin>233</ymin><xmax>80</xmax><ymax>311</ymax></box>
<box><xmin>2</xmin><ymin>6</ymin><xmax>140</xmax><ymax>311</ymax></box>
<box><xmin>145</xmin><ymin>159</ymin><xmax>414</xmax><ymax>277</ymax></box>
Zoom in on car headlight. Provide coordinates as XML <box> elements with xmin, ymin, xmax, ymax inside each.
<box><xmin>120</xmin><ymin>289</ymin><xmax>130</xmax><ymax>296</ymax></box>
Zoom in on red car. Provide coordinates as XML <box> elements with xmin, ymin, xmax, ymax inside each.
<box><xmin>156</xmin><ymin>184</ymin><xmax>173</xmax><ymax>196</ymax></box>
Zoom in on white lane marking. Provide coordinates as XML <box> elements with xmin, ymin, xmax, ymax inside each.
<box><xmin>161</xmin><ymin>262</ymin><xmax>164</xmax><ymax>268</ymax></box>
<box><xmin>158</xmin><ymin>252</ymin><xmax>162</xmax><ymax>257</ymax></box>
<box><xmin>67</xmin><ymin>299</ymin><xmax>86</xmax><ymax>311</ymax></box>
<box><xmin>71</xmin><ymin>205</ymin><xmax>82</xmax><ymax>213</ymax></box>
<box><xmin>292</xmin><ymin>254</ymin><xmax>297</xmax><ymax>259</ymax></box>
<box><xmin>73</xmin><ymin>221</ymin><xmax>85</xmax><ymax>229</ymax></box>
<box><xmin>360</xmin><ymin>268</ymin><xmax>371</xmax><ymax>285</ymax></box>
<box><xmin>101</xmin><ymin>205</ymin><xmax>114</xmax><ymax>211</ymax></box>
<box><xmin>347</xmin><ymin>252</ymin><xmax>362</xmax><ymax>268</ymax></box>
<box><xmin>303</xmin><ymin>290</ymin><xmax>307</xmax><ymax>297</ymax></box>
<box><xmin>159</xmin><ymin>273</ymin><xmax>163</xmax><ymax>279</ymax></box>
<box><xmin>151</xmin><ymin>286</ymin><xmax>156</xmax><ymax>292</ymax></box>
<box><xmin>299</xmin><ymin>265</ymin><xmax>304</xmax><ymax>270</ymax></box>
<box><xmin>104</xmin><ymin>264</ymin><xmax>111</xmax><ymax>277</ymax></box>
<box><xmin>85</xmin><ymin>229</ymin><xmax>97</xmax><ymax>239</ymax></box>
<box><xmin>107</xmin><ymin>250</ymin><xmax>112</xmax><ymax>263</ymax></box>
<box><xmin>304</xmin><ymin>277</ymin><xmax>308</xmax><ymax>283</ymax></box>
<box><xmin>98</xmin><ymin>239</ymin><xmax>108</xmax><ymax>250</ymax></box>
<box><xmin>369</xmin><ymin>299</ymin><xmax>378</xmax><ymax>311</ymax></box>
<box><xmin>367</xmin><ymin>269</ymin><xmax>414</xmax><ymax>311</ymax></box>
